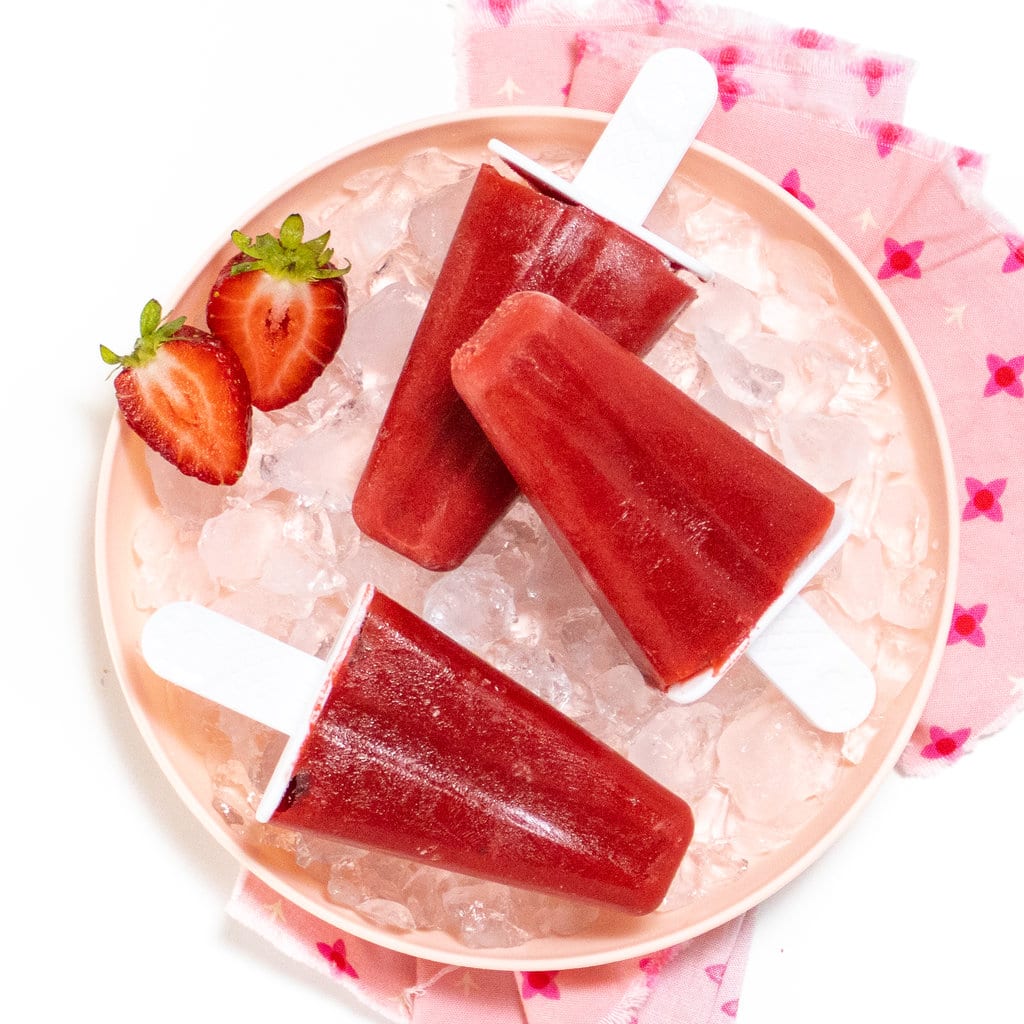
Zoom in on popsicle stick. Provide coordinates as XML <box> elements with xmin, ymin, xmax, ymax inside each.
<box><xmin>746</xmin><ymin>597</ymin><xmax>877</xmax><ymax>733</ymax></box>
<box><xmin>488</xmin><ymin>47</ymin><xmax>718</xmax><ymax>282</ymax></box>
<box><xmin>139</xmin><ymin>601</ymin><xmax>326</xmax><ymax>736</ymax></box>
<box><xmin>570</xmin><ymin>48</ymin><xmax>719</xmax><ymax>226</ymax></box>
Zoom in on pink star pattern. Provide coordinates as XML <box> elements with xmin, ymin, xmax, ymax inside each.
<box><xmin>878</xmin><ymin>238</ymin><xmax>924</xmax><ymax>280</ymax></box>
<box><xmin>791</xmin><ymin>28</ymin><xmax>834</xmax><ymax>49</ymax></box>
<box><xmin>955</xmin><ymin>147</ymin><xmax>983</xmax><ymax>171</ymax></box>
<box><xmin>781</xmin><ymin>169</ymin><xmax>815</xmax><ymax>209</ymax></box>
<box><xmin>984</xmin><ymin>354</ymin><xmax>1024</xmax><ymax>397</ymax></box>
<box><xmin>641</xmin><ymin>0</ymin><xmax>678</xmax><ymax>25</ymax></box>
<box><xmin>316</xmin><ymin>938</ymin><xmax>359</xmax><ymax>978</ymax></box>
<box><xmin>1002</xmin><ymin>235</ymin><xmax>1024</xmax><ymax>273</ymax></box>
<box><xmin>639</xmin><ymin>948</ymin><xmax>673</xmax><ymax>983</ymax></box>
<box><xmin>947</xmin><ymin>602</ymin><xmax>987</xmax><ymax>646</ymax></box>
<box><xmin>703</xmin><ymin>45</ymin><xmax>755</xmax><ymax>111</ymax></box>
<box><xmin>486</xmin><ymin>0</ymin><xmax>518</xmax><ymax>27</ymax></box>
<box><xmin>521</xmin><ymin>970</ymin><xmax>561</xmax><ymax>1000</ymax></box>
<box><xmin>722</xmin><ymin>998</ymin><xmax>740</xmax><ymax>1017</ymax></box>
<box><xmin>857</xmin><ymin>56</ymin><xmax>888</xmax><ymax>96</ymax></box>
<box><xmin>963</xmin><ymin>477</ymin><xmax>1007</xmax><ymax>521</ymax></box>
<box><xmin>873</xmin><ymin>121</ymin><xmax>907</xmax><ymax>157</ymax></box>
<box><xmin>920</xmin><ymin>725</ymin><xmax>972</xmax><ymax>761</ymax></box>
<box><xmin>706</xmin><ymin>963</ymin><xmax>727</xmax><ymax>984</ymax></box>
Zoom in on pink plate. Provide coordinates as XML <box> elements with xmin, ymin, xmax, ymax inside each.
<box><xmin>94</xmin><ymin>109</ymin><xmax>958</xmax><ymax>970</ymax></box>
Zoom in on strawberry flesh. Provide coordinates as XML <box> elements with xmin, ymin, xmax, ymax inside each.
<box><xmin>207</xmin><ymin>252</ymin><xmax>348</xmax><ymax>411</ymax></box>
<box><xmin>112</xmin><ymin>322</ymin><xmax>252</xmax><ymax>486</ymax></box>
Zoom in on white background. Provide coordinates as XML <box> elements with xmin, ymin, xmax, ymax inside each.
<box><xmin>5</xmin><ymin>1</ymin><xmax>1022</xmax><ymax>1021</ymax></box>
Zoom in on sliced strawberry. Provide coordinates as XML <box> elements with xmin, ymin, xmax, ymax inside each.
<box><xmin>102</xmin><ymin>299</ymin><xmax>252</xmax><ymax>485</ymax></box>
<box><xmin>206</xmin><ymin>213</ymin><xmax>349</xmax><ymax>411</ymax></box>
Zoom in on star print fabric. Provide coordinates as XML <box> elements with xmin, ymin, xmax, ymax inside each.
<box><xmin>228</xmin><ymin>872</ymin><xmax>754</xmax><ymax>1023</ymax></box>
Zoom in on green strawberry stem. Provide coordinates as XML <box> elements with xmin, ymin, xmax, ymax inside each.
<box><xmin>228</xmin><ymin>213</ymin><xmax>350</xmax><ymax>282</ymax></box>
<box><xmin>101</xmin><ymin>299</ymin><xmax>186</xmax><ymax>368</ymax></box>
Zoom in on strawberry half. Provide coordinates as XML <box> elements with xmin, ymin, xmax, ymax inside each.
<box><xmin>206</xmin><ymin>213</ymin><xmax>349</xmax><ymax>411</ymax></box>
<box><xmin>102</xmin><ymin>299</ymin><xmax>253</xmax><ymax>485</ymax></box>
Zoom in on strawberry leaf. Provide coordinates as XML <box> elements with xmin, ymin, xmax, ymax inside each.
<box><xmin>139</xmin><ymin>298</ymin><xmax>164</xmax><ymax>337</ymax></box>
<box><xmin>102</xmin><ymin>300</ymin><xmax>188</xmax><ymax>369</ymax></box>
<box><xmin>226</xmin><ymin>213</ymin><xmax>351</xmax><ymax>283</ymax></box>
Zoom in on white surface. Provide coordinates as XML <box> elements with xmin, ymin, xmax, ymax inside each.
<box><xmin>5</xmin><ymin>1</ymin><xmax>1021</xmax><ymax>1021</ymax></box>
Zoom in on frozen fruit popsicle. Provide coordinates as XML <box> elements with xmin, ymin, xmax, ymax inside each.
<box><xmin>351</xmin><ymin>163</ymin><xmax>697</xmax><ymax>570</ymax></box>
<box><xmin>141</xmin><ymin>587</ymin><xmax>695</xmax><ymax>916</ymax></box>
<box><xmin>450</xmin><ymin>291</ymin><xmax>839</xmax><ymax>696</ymax></box>
<box><xmin>352</xmin><ymin>50</ymin><xmax>720</xmax><ymax>572</ymax></box>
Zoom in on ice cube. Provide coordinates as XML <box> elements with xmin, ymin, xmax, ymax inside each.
<box><xmin>880</xmin><ymin>565</ymin><xmax>944</xmax><ymax>630</ymax></box>
<box><xmin>262</xmin><ymin>421</ymin><xmax>368</xmax><ymax>508</ymax></box>
<box><xmin>840</xmin><ymin>454</ymin><xmax>887</xmax><ymax>538</ymax></box>
<box><xmin>551</xmin><ymin>605</ymin><xmax>627</xmax><ymax>680</ymax></box>
<box><xmin>132</xmin><ymin>510</ymin><xmax>217</xmax><ymax>608</ymax></box>
<box><xmin>589</xmin><ymin>664</ymin><xmax>657</xmax><ymax>735</ymax></box>
<box><xmin>734</xmin><ymin>331</ymin><xmax>801</xmax><ymax>409</ymax></box>
<box><xmin>403</xmin><ymin>867</ymin><xmax>457</xmax><ymax>930</ymax></box>
<box><xmin>644</xmin><ymin>327</ymin><xmax>704</xmax><ymax>393</ymax></box>
<box><xmin>697</xmin><ymin>383</ymin><xmax>757</xmax><ymax>439</ymax></box>
<box><xmin>703</xmin><ymin>227</ymin><xmax>772</xmax><ymax>293</ymax></box>
<box><xmin>759</xmin><ymin>292</ymin><xmax>826</xmax><ymax>342</ymax></box>
<box><xmin>399</xmin><ymin>147</ymin><xmax>473</xmax><ymax>189</ymax></box>
<box><xmin>485</xmin><ymin>639</ymin><xmax>593</xmax><ymax>719</ymax></box>
<box><xmin>327</xmin><ymin>171</ymin><xmax>417</xmax><ymax>295</ymax></box>
<box><xmin>326</xmin><ymin>850</ymin><xmax>374</xmax><ymax>907</ymax></box>
<box><xmin>442</xmin><ymin>884</ymin><xmax>531</xmax><ymax>949</ymax></box>
<box><xmin>340</xmin><ymin>281</ymin><xmax>428</xmax><ymax>402</ymax></box>
<box><xmin>696</xmin><ymin>327</ymin><xmax>784</xmax><ymax>409</ymax></box>
<box><xmin>270</xmin><ymin>358</ymin><xmax>362</xmax><ymax>434</ymax></box>
<box><xmin>873</xmin><ymin>478</ymin><xmax>930</xmax><ymax>567</ymax></box>
<box><xmin>510</xmin><ymin>889</ymin><xmax>602</xmax><ymax>937</ymax></box>
<box><xmin>198</xmin><ymin>503</ymin><xmax>283</xmax><ymax>585</ymax></box>
<box><xmin>677</xmin><ymin>270</ymin><xmax>761</xmax><ymax>343</ymax></box>
<box><xmin>776</xmin><ymin>412</ymin><xmax>872</xmax><ymax>492</ymax></box>
<box><xmin>408</xmin><ymin>174</ymin><xmax>475</xmax><ymax>278</ymax></box>
<box><xmin>875</xmin><ymin>624</ymin><xmax>931</xmax><ymax>705</ymax></box>
<box><xmin>287</xmin><ymin>599</ymin><xmax>347</xmax><ymax>658</ymax></box>
<box><xmin>340</xmin><ymin>536</ymin><xmax>435</xmax><ymax>612</ymax></box>
<box><xmin>145</xmin><ymin>446</ymin><xmax>229</xmax><ymax>524</ymax></box>
<box><xmin>357</xmin><ymin>898</ymin><xmax>417</xmax><ymax>932</ymax></box>
<box><xmin>629</xmin><ymin>703</ymin><xmax>723</xmax><ymax>802</ymax></box>
<box><xmin>704</xmin><ymin>657</ymin><xmax>771</xmax><ymax>720</ymax></box>
<box><xmin>423</xmin><ymin>566</ymin><xmax>516</xmax><ymax>652</ymax></box>
<box><xmin>765</xmin><ymin>238</ymin><xmax>837</xmax><ymax>304</ymax></box>
<box><xmin>822</xmin><ymin>537</ymin><xmax>887</xmax><ymax>621</ymax></box>
<box><xmin>717</xmin><ymin>699</ymin><xmax>839</xmax><ymax>822</ymax></box>
<box><xmin>258</xmin><ymin>504</ymin><xmax>344</xmax><ymax>600</ymax></box>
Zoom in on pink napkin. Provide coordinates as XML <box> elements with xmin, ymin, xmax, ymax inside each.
<box><xmin>226</xmin><ymin>2</ymin><xmax>1024</xmax><ymax>1019</ymax></box>
<box><xmin>230</xmin><ymin>872</ymin><xmax>754</xmax><ymax>1022</ymax></box>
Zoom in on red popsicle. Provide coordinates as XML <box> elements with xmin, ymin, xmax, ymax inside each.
<box><xmin>351</xmin><ymin>164</ymin><xmax>696</xmax><ymax>571</ymax></box>
<box><xmin>259</xmin><ymin>584</ymin><xmax>694</xmax><ymax>915</ymax></box>
<box><xmin>451</xmin><ymin>291</ymin><xmax>837</xmax><ymax>690</ymax></box>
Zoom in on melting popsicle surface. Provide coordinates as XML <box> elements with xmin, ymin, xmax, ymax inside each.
<box><xmin>351</xmin><ymin>164</ymin><xmax>696</xmax><ymax>571</ymax></box>
<box><xmin>265</xmin><ymin>585</ymin><xmax>695</xmax><ymax>915</ymax></box>
<box><xmin>451</xmin><ymin>292</ymin><xmax>837</xmax><ymax>689</ymax></box>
